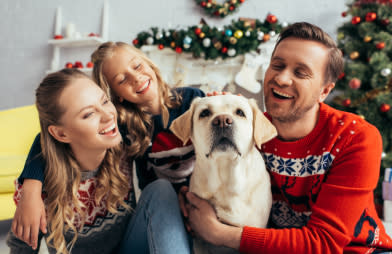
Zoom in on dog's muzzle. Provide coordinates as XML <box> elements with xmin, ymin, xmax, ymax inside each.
<box><xmin>206</xmin><ymin>114</ymin><xmax>241</xmax><ymax>157</ymax></box>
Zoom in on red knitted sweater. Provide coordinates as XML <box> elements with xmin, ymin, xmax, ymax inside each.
<box><xmin>239</xmin><ymin>103</ymin><xmax>392</xmax><ymax>254</ymax></box>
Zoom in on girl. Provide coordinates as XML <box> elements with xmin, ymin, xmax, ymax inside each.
<box><xmin>7</xmin><ymin>69</ymin><xmax>190</xmax><ymax>254</ymax></box>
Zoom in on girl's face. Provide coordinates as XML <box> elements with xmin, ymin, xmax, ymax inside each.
<box><xmin>102</xmin><ymin>47</ymin><xmax>160</xmax><ymax>112</ymax></box>
<box><xmin>50</xmin><ymin>77</ymin><xmax>122</xmax><ymax>152</ymax></box>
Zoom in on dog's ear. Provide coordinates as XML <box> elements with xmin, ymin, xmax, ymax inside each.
<box><xmin>249</xmin><ymin>99</ymin><xmax>277</xmax><ymax>149</ymax></box>
<box><xmin>169</xmin><ymin>98</ymin><xmax>199</xmax><ymax>145</ymax></box>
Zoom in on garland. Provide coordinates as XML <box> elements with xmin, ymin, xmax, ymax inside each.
<box><xmin>132</xmin><ymin>15</ymin><xmax>286</xmax><ymax>60</ymax></box>
<box><xmin>195</xmin><ymin>0</ymin><xmax>245</xmax><ymax>18</ymax></box>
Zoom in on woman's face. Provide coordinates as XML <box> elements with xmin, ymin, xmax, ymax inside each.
<box><xmin>102</xmin><ymin>47</ymin><xmax>160</xmax><ymax>112</ymax></box>
<box><xmin>51</xmin><ymin>77</ymin><xmax>122</xmax><ymax>152</ymax></box>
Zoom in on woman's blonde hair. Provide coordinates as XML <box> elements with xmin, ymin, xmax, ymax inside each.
<box><xmin>36</xmin><ymin>68</ymin><xmax>130</xmax><ymax>254</ymax></box>
<box><xmin>91</xmin><ymin>41</ymin><xmax>181</xmax><ymax>157</ymax></box>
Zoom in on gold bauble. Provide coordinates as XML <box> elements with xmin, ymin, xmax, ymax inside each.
<box><xmin>214</xmin><ymin>41</ymin><xmax>223</xmax><ymax>50</ymax></box>
<box><xmin>229</xmin><ymin>37</ymin><xmax>237</xmax><ymax>44</ymax></box>
<box><xmin>206</xmin><ymin>3</ymin><xmax>212</xmax><ymax>8</ymax></box>
<box><xmin>170</xmin><ymin>42</ymin><xmax>176</xmax><ymax>48</ymax></box>
<box><xmin>350</xmin><ymin>51</ymin><xmax>359</xmax><ymax>60</ymax></box>
<box><xmin>364</xmin><ymin>36</ymin><xmax>372</xmax><ymax>43</ymax></box>
<box><xmin>199</xmin><ymin>32</ymin><xmax>206</xmax><ymax>39</ymax></box>
<box><xmin>337</xmin><ymin>32</ymin><xmax>345</xmax><ymax>40</ymax></box>
<box><xmin>234</xmin><ymin>30</ymin><xmax>243</xmax><ymax>39</ymax></box>
<box><xmin>231</xmin><ymin>0</ymin><xmax>237</xmax><ymax>4</ymax></box>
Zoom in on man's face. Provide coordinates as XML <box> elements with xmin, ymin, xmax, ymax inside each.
<box><xmin>264</xmin><ymin>37</ymin><xmax>333</xmax><ymax>123</ymax></box>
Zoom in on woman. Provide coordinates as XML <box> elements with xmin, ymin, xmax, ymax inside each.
<box><xmin>7</xmin><ymin>69</ymin><xmax>190</xmax><ymax>254</ymax></box>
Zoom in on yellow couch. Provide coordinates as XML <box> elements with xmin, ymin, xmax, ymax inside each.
<box><xmin>0</xmin><ymin>105</ymin><xmax>40</xmax><ymax>220</ymax></box>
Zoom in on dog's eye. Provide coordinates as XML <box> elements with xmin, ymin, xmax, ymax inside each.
<box><xmin>199</xmin><ymin>109</ymin><xmax>211</xmax><ymax>118</ymax></box>
<box><xmin>236</xmin><ymin>109</ymin><xmax>246</xmax><ymax>117</ymax></box>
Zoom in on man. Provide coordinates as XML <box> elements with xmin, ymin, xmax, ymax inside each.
<box><xmin>180</xmin><ymin>22</ymin><xmax>392</xmax><ymax>253</ymax></box>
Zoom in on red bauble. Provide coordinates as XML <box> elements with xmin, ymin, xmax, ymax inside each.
<box><xmin>342</xmin><ymin>99</ymin><xmax>351</xmax><ymax>107</ymax></box>
<box><xmin>239</xmin><ymin>0</ymin><xmax>245</xmax><ymax>3</ymax></box>
<box><xmin>341</xmin><ymin>11</ymin><xmax>347</xmax><ymax>17</ymax></box>
<box><xmin>194</xmin><ymin>28</ymin><xmax>202</xmax><ymax>35</ymax></box>
<box><xmin>376</xmin><ymin>42</ymin><xmax>385</xmax><ymax>49</ymax></box>
<box><xmin>86</xmin><ymin>61</ymin><xmax>94</xmax><ymax>68</ymax></box>
<box><xmin>229</xmin><ymin>5</ymin><xmax>235</xmax><ymax>11</ymax></box>
<box><xmin>266</xmin><ymin>14</ymin><xmax>277</xmax><ymax>24</ymax></box>
<box><xmin>214</xmin><ymin>11</ymin><xmax>220</xmax><ymax>16</ymax></box>
<box><xmin>351</xmin><ymin>16</ymin><xmax>361</xmax><ymax>25</ymax></box>
<box><xmin>201</xmin><ymin>1</ymin><xmax>206</xmax><ymax>7</ymax></box>
<box><xmin>54</xmin><ymin>34</ymin><xmax>63</xmax><ymax>39</ymax></box>
<box><xmin>380</xmin><ymin>103</ymin><xmax>391</xmax><ymax>113</ymax></box>
<box><xmin>158</xmin><ymin>44</ymin><xmax>164</xmax><ymax>50</ymax></box>
<box><xmin>73</xmin><ymin>61</ymin><xmax>83</xmax><ymax>68</ymax></box>
<box><xmin>221</xmin><ymin>47</ymin><xmax>228</xmax><ymax>54</ymax></box>
<box><xmin>65</xmin><ymin>62</ymin><xmax>73</xmax><ymax>68</ymax></box>
<box><xmin>175</xmin><ymin>46</ymin><xmax>183</xmax><ymax>54</ymax></box>
<box><xmin>132</xmin><ymin>39</ymin><xmax>139</xmax><ymax>45</ymax></box>
<box><xmin>349</xmin><ymin>78</ymin><xmax>361</xmax><ymax>89</ymax></box>
<box><xmin>338</xmin><ymin>72</ymin><xmax>345</xmax><ymax>80</ymax></box>
<box><xmin>365</xmin><ymin>12</ymin><xmax>377</xmax><ymax>22</ymax></box>
<box><xmin>381</xmin><ymin>18</ymin><xmax>390</xmax><ymax>26</ymax></box>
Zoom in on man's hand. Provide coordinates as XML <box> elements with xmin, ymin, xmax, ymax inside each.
<box><xmin>12</xmin><ymin>179</ymin><xmax>46</xmax><ymax>250</ymax></box>
<box><xmin>185</xmin><ymin>191</ymin><xmax>243</xmax><ymax>249</ymax></box>
<box><xmin>178</xmin><ymin>186</ymin><xmax>192</xmax><ymax>233</ymax></box>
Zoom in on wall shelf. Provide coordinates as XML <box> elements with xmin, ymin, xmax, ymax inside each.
<box><xmin>47</xmin><ymin>0</ymin><xmax>108</xmax><ymax>74</ymax></box>
<box><xmin>48</xmin><ymin>37</ymin><xmax>106</xmax><ymax>48</ymax></box>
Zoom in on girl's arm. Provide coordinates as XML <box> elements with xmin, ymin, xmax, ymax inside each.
<box><xmin>19</xmin><ymin>134</ymin><xmax>45</xmax><ymax>183</ymax></box>
<box><xmin>11</xmin><ymin>180</ymin><xmax>46</xmax><ymax>250</ymax></box>
<box><xmin>12</xmin><ymin>134</ymin><xmax>47</xmax><ymax>249</ymax></box>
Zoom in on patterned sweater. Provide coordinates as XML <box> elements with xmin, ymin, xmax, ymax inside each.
<box><xmin>18</xmin><ymin>87</ymin><xmax>204</xmax><ymax>192</ymax></box>
<box><xmin>127</xmin><ymin>87</ymin><xmax>204</xmax><ymax>192</ymax></box>
<box><xmin>7</xmin><ymin>152</ymin><xmax>136</xmax><ymax>254</ymax></box>
<box><xmin>239</xmin><ymin>103</ymin><xmax>392</xmax><ymax>254</ymax></box>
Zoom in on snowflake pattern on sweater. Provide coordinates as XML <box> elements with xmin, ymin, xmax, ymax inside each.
<box><xmin>13</xmin><ymin>154</ymin><xmax>135</xmax><ymax>241</ymax></box>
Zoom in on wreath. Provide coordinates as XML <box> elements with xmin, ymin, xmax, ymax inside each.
<box><xmin>195</xmin><ymin>0</ymin><xmax>245</xmax><ymax>18</ymax></box>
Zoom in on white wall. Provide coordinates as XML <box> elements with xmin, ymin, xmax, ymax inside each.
<box><xmin>0</xmin><ymin>0</ymin><xmax>348</xmax><ymax>110</ymax></box>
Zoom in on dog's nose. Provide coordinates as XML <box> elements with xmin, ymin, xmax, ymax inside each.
<box><xmin>212</xmin><ymin>114</ymin><xmax>233</xmax><ymax>128</ymax></box>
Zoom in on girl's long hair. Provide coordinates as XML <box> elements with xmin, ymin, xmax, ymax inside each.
<box><xmin>36</xmin><ymin>68</ymin><xmax>130</xmax><ymax>254</ymax></box>
<box><xmin>91</xmin><ymin>42</ymin><xmax>182</xmax><ymax>157</ymax></box>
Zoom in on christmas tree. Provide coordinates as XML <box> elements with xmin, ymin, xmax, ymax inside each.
<box><xmin>330</xmin><ymin>0</ymin><xmax>392</xmax><ymax>206</ymax></box>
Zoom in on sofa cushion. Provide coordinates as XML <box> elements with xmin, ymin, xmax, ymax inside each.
<box><xmin>0</xmin><ymin>105</ymin><xmax>40</xmax><ymax>155</ymax></box>
<box><xmin>0</xmin><ymin>193</ymin><xmax>16</xmax><ymax>220</ymax></box>
<box><xmin>0</xmin><ymin>155</ymin><xmax>27</xmax><ymax>193</ymax></box>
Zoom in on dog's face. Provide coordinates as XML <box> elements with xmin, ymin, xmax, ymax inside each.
<box><xmin>191</xmin><ymin>95</ymin><xmax>255</xmax><ymax>158</ymax></box>
<box><xmin>170</xmin><ymin>94</ymin><xmax>277</xmax><ymax>158</ymax></box>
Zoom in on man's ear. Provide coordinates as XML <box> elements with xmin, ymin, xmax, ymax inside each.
<box><xmin>48</xmin><ymin>125</ymin><xmax>71</xmax><ymax>143</ymax></box>
<box><xmin>169</xmin><ymin>98</ymin><xmax>199</xmax><ymax>145</ymax></box>
<box><xmin>319</xmin><ymin>82</ymin><xmax>335</xmax><ymax>102</ymax></box>
<box><xmin>249</xmin><ymin>99</ymin><xmax>277</xmax><ymax>149</ymax></box>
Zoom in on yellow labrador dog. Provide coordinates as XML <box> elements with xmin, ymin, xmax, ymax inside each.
<box><xmin>170</xmin><ymin>94</ymin><xmax>277</xmax><ymax>253</ymax></box>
